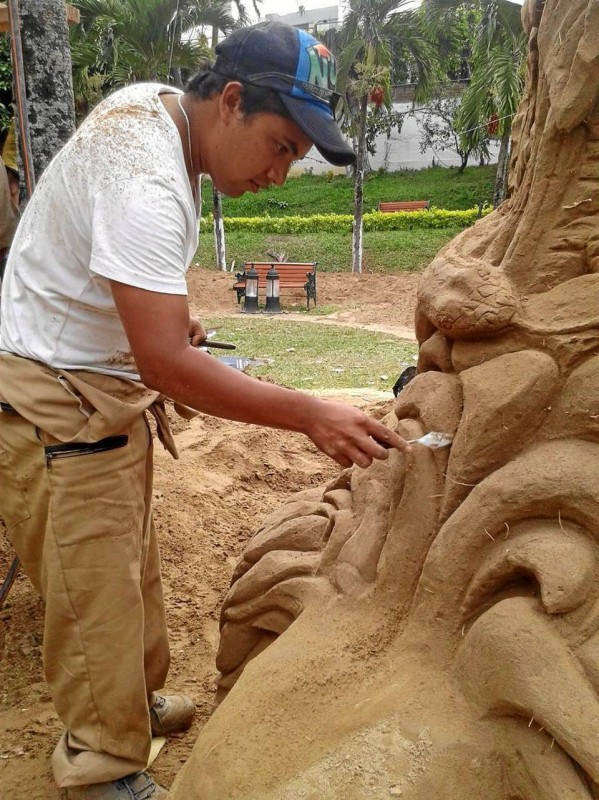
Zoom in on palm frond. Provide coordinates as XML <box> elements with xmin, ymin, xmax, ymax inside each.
<box><xmin>71</xmin><ymin>0</ymin><xmax>221</xmax><ymax>110</ymax></box>
<box><xmin>336</xmin><ymin>36</ymin><xmax>365</xmax><ymax>93</ymax></box>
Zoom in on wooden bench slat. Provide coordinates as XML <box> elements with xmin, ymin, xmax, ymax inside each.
<box><xmin>233</xmin><ymin>261</ymin><xmax>317</xmax><ymax>309</ymax></box>
<box><xmin>250</xmin><ymin>270</ymin><xmax>312</xmax><ymax>275</ymax></box>
<box><xmin>233</xmin><ymin>280</ymin><xmax>307</xmax><ymax>288</ymax></box>
<box><xmin>378</xmin><ymin>200</ymin><xmax>430</xmax><ymax>212</ymax></box>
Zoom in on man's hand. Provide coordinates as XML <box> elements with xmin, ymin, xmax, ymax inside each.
<box><xmin>188</xmin><ymin>317</ymin><xmax>207</xmax><ymax>347</ymax></box>
<box><xmin>303</xmin><ymin>399</ymin><xmax>410</xmax><ymax>469</ymax></box>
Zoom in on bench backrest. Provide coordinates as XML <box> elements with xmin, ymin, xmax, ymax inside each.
<box><xmin>244</xmin><ymin>262</ymin><xmax>316</xmax><ymax>285</ymax></box>
<box><xmin>378</xmin><ymin>200</ymin><xmax>430</xmax><ymax>212</ymax></box>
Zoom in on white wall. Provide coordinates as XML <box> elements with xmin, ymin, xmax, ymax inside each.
<box><xmin>291</xmin><ymin>102</ymin><xmax>500</xmax><ymax>175</ymax></box>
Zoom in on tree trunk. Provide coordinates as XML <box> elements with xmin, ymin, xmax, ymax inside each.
<box><xmin>351</xmin><ymin>94</ymin><xmax>368</xmax><ymax>274</ymax></box>
<box><xmin>213</xmin><ymin>185</ymin><xmax>227</xmax><ymax>271</ymax></box>
<box><xmin>493</xmin><ymin>134</ymin><xmax>511</xmax><ymax>207</ymax></box>
<box><xmin>19</xmin><ymin>0</ymin><xmax>76</xmax><ymax>180</ymax></box>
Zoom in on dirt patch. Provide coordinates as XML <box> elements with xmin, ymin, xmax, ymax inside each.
<box><xmin>187</xmin><ymin>265</ymin><xmax>419</xmax><ymax>334</ymax></box>
<box><xmin>0</xmin><ymin>265</ymin><xmax>417</xmax><ymax>797</ymax></box>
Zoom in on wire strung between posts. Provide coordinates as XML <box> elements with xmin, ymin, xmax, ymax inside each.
<box><xmin>410</xmin><ymin>106</ymin><xmax>518</xmax><ymax>137</ymax></box>
<box><xmin>0</xmin><ymin>556</ymin><xmax>21</xmax><ymax>610</ymax></box>
<box><xmin>460</xmin><ymin>111</ymin><xmax>517</xmax><ymax>137</ymax></box>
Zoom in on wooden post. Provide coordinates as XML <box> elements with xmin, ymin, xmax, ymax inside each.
<box><xmin>351</xmin><ymin>93</ymin><xmax>368</xmax><ymax>274</ymax></box>
<box><xmin>213</xmin><ymin>184</ymin><xmax>227</xmax><ymax>271</ymax></box>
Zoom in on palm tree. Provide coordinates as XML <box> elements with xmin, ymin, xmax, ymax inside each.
<box><xmin>422</xmin><ymin>0</ymin><xmax>526</xmax><ymax>205</ymax></box>
<box><xmin>334</xmin><ymin>0</ymin><xmax>436</xmax><ymax>273</ymax></box>
<box><xmin>210</xmin><ymin>0</ymin><xmax>258</xmax><ymax>48</ymax></box>
<box><xmin>70</xmin><ymin>0</ymin><xmax>237</xmax><ymax>107</ymax></box>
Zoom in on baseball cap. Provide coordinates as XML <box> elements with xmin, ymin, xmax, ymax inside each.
<box><xmin>213</xmin><ymin>21</ymin><xmax>356</xmax><ymax>167</ymax></box>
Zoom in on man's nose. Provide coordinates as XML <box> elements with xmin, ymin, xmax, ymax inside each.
<box><xmin>266</xmin><ymin>162</ymin><xmax>289</xmax><ymax>187</ymax></box>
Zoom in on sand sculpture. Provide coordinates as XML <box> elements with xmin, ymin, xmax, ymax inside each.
<box><xmin>170</xmin><ymin>0</ymin><xmax>599</xmax><ymax>796</ymax></box>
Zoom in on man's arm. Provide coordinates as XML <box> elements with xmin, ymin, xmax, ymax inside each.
<box><xmin>110</xmin><ymin>280</ymin><xmax>410</xmax><ymax>468</ymax></box>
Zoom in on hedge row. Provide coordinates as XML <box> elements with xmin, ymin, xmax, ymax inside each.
<box><xmin>201</xmin><ymin>207</ymin><xmax>491</xmax><ymax>233</ymax></box>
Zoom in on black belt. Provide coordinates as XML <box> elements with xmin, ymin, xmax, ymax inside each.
<box><xmin>0</xmin><ymin>401</ymin><xmax>17</xmax><ymax>413</ymax></box>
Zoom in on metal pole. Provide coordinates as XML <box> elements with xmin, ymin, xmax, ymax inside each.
<box><xmin>0</xmin><ymin>554</ymin><xmax>21</xmax><ymax>610</ymax></box>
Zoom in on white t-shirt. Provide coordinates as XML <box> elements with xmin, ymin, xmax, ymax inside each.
<box><xmin>0</xmin><ymin>83</ymin><xmax>199</xmax><ymax>379</ymax></box>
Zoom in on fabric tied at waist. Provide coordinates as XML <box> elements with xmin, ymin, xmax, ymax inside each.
<box><xmin>146</xmin><ymin>397</ymin><xmax>198</xmax><ymax>460</ymax></box>
<box><xmin>0</xmin><ymin>353</ymin><xmax>197</xmax><ymax>459</ymax></box>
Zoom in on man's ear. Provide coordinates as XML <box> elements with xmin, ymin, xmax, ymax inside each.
<box><xmin>219</xmin><ymin>82</ymin><xmax>244</xmax><ymax>123</ymax></box>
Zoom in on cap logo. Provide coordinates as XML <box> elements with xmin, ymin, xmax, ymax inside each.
<box><xmin>306</xmin><ymin>44</ymin><xmax>337</xmax><ymax>93</ymax></box>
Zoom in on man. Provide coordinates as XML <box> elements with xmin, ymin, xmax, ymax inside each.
<box><xmin>0</xmin><ymin>21</ymin><xmax>409</xmax><ymax>799</ymax></box>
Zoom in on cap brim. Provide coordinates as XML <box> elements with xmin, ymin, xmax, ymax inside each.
<box><xmin>279</xmin><ymin>95</ymin><xmax>356</xmax><ymax>167</ymax></box>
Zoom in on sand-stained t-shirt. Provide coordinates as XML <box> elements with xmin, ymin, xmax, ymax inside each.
<box><xmin>0</xmin><ymin>83</ymin><xmax>199</xmax><ymax>380</ymax></box>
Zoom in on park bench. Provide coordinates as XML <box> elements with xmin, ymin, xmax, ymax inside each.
<box><xmin>378</xmin><ymin>200</ymin><xmax>431</xmax><ymax>212</ymax></box>
<box><xmin>233</xmin><ymin>261</ymin><xmax>317</xmax><ymax>309</ymax></box>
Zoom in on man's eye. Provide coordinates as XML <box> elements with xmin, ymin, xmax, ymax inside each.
<box><xmin>277</xmin><ymin>143</ymin><xmax>288</xmax><ymax>155</ymax></box>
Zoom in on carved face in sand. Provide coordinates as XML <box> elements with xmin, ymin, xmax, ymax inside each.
<box><xmin>170</xmin><ymin>1</ymin><xmax>599</xmax><ymax>797</ymax></box>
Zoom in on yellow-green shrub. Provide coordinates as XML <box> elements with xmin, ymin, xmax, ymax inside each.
<box><xmin>201</xmin><ymin>207</ymin><xmax>491</xmax><ymax>233</ymax></box>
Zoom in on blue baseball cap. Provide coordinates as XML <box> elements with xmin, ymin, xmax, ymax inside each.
<box><xmin>214</xmin><ymin>21</ymin><xmax>356</xmax><ymax>167</ymax></box>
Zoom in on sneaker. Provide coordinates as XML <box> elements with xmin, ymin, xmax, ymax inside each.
<box><xmin>150</xmin><ymin>693</ymin><xmax>194</xmax><ymax>737</ymax></box>
<box><xmin>64</xmin><ymin>770</ymin><xmax>168</xmax><ymax>799</ymax></box>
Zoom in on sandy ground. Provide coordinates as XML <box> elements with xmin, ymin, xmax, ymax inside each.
<box><xmin>0</xmin><ymin>265</ymin><xmax>419</xmax><ymax>798</ymax></box>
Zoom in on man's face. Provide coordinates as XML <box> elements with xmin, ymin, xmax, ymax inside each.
<box><xmin>208</xmin><ymin>110</ymin><xmax>313</xmax><ymax>198</ymax></box>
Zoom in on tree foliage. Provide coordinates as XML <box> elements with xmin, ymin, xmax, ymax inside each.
<box><xmin>414</xmin><ymin>92</ymin><xmax>490</xmax><ymax>172</ymax></box>
<box><xmin>69</xmin><ymin>0</ymin><xmax>244</xmax><ymax>112</ymax></box>
<box><xmin>421</xmin><ymin>0</ymin><xmax>526</xmax><ymax>201</ymax></box>
<box><xmin>364</xmin><ymin>105</ymin><xmax>405</xmax><ymax>156</ymax></box>
<box><xmin>329</xmin><ymin>0</ymin><xmax>437</xmax><ymax>272</ymax></box>
<box><xmin>453</xmin><ymin>3</ymin><xmax>526</xmax><ymax>144</ymax></box>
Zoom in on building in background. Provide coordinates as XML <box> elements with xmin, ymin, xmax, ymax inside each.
<box><xmin>265</xmin><ymin>5</ymin><xmax>339</xmax><ymax>34</ymax></box>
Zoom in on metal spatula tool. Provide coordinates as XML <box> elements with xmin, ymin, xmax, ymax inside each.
<box><xmin>406</xmin><ymin>432</ymin><xmax>454</xmax><ymax>449</ymax></box>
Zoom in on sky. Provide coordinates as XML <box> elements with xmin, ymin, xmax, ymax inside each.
<box><xmin>250</xmin><ymin>0</ymin><xmax>524</xmax><ymax>23</ymax></box>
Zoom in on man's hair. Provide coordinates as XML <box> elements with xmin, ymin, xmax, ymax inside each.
<box><xmin>185</xmin><ymin>61</ymin><xmax>292</xmax><ymax>121</ymax></box>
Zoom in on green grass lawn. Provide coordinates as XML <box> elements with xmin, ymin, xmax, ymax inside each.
<box><xmin>201</xmin><ymin>164</ymin><xmax>496</xmax><ymax>217</ymax></box>
<box><xmin>204</xmin><ymin>316</ymin><xmax>418</xmax><ymax>391</ymax></box>
<box><xmin>195</xmin><ymin>228</ymin><xmax>460</xmax><ymax>273</ymax></box>
<box><xmin>194</xmin><ymin>165</ymin><xmax>482</xmax><ymax>389</ymax></box>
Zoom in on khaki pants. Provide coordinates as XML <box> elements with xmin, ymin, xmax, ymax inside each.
<box><xmin>0</xmin><ymin>405</ymin><xmax>170</xmax><ymax>788</ymax></box>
